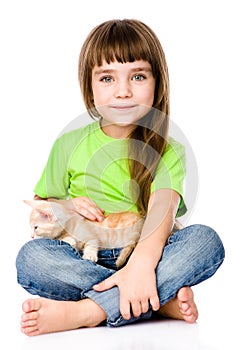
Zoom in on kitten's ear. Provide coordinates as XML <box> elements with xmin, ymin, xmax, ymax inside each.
<box><xmin>23</xmin><ymin>199</ymin><xmax>44</xmax><ymax>208</ymax></box>
<box><xmin>24</xmin><ymin>200</ymin><xmax>55</xmax><ymax>221</ymax></box>
<box><xmin>37</xmin><ymin>208</ymin><xmax>54</xmax><ymax>222</ymax></box>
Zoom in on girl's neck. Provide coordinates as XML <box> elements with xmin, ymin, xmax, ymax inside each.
<box><xmin>100</xmin><ymin>120</ymin><xmax>136</xmax><ymax>139</ymax></box>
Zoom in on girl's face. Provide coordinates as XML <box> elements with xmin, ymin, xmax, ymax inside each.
<box><xmin>91</xmin><ymin>60</ymin><xmax>155</xmax><ymax>138</ymax></box>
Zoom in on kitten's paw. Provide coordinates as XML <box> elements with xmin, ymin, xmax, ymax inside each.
<box><xmin>62</xmin><ymin>237</ymin><xmax>76</xmax><ymax>247</ymax></box>
<box><xmin>82</xmin><ymin>251</ymin><xmax>98</xmax><ymax>262</ymax></box>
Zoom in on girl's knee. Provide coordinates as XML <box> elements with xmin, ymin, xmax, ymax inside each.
<box><xmin>16</xmin><ymin>239</ymin><xmax>48</xmax><ymax>265</ymax></box>
<box><xmin>15</xmin><ymin>239</ymin><xmax>82</xmax><ymax>299</ymax></box>
<box><xmin>188</xmin><ymin>224</ymin><xmax>225</xmax><ymax>260</ymax></box>
<box><xmin>15</xmin><ymin>239</ymin><xmax>61</xmax><ymax>283</ymax></box>
<box><xmin>16</xmin><ymin>240</ymin><xmax>38</xmax><ymax>271</ymax></box>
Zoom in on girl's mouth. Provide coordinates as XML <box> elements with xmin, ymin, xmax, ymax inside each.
<box><xmin>110</xmin><ymin>104</ymin><xmax>137</xmax><ymax>111</ymax></box>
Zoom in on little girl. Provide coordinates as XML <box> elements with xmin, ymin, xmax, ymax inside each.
<box><xmin>16</xmin><ymin>19</ymin><xmax>225</xmax><ymax>336</ymax></box>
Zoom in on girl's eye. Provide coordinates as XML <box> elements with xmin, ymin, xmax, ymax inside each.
<box><xmin>132</xmin><ymin>74</ymin><xmax>145</xmax><ymax>81</ymax></box>
<box><xmin>100</xmin><ymin>76</ymin><xmax>113</xmax><ymax>83</ymax></box>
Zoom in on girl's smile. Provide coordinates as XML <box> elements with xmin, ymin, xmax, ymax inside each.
<box><xmin>110</xmin><ymin>104</ymin><xmax>137</xmax><ymax>110</ymax></box>
<box><xmin>92</xmin><ymin>60</ymin><xmax>155</xmax><ymax>138</ymax></box>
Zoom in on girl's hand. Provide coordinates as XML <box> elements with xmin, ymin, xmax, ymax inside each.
<box><xmin>93</xmin><ymin>263</ymin><xmax>160</xmax><ymax>319</ymax></box>
<box><xmin>70</xmin><ymin>196</ymin><xmax>104</xmax><ymax>222</ymax></box>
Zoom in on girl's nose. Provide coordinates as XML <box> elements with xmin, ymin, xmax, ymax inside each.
<box><xmin>114</xmin><ymin>80</ymin><xmax>132</xmax><ymax>98</ymax></box>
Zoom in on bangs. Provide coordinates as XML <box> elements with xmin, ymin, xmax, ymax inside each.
<box><xmin>90</xmin><ymin>20</ymin><xmax>153</xmax><ymax>67</ymax></box>
<box><xmin>79</xmin><ymin>19</ymin><xmax>169</xmax><ymax>117</ymax></box>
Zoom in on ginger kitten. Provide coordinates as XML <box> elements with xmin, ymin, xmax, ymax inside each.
<box><xmin>24</xmin><ymin>199</ymin><xmax>144</xmax><ymax>268</ymax></box>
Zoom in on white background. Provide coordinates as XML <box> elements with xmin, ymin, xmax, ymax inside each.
<box><xmin>0</xmin><ymin>0</ymin><xmax>244</xmax><ymax>348</ymax></box>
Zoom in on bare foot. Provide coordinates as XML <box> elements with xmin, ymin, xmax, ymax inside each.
<box><xmin>21</xmin><ymin>297</ymin><xmax>107</xmax><ymax>336</ymax></box>
<box><xmin>157</xmin><ymin>286</ymin><xmax>198</xmax><ymax>323</ymax></box>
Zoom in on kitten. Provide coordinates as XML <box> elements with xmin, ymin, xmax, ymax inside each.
<box><xmin>24</xmin><ymin>199</ymin><xmax>144</xmax><ymax>268</ymax></box>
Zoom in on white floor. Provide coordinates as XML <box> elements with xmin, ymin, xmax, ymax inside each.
<box><xmin>1</xmin><ymin>248</ymin><xmax>243</xmax><ymax>350</ymax></box>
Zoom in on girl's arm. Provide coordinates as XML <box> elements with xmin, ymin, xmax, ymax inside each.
<box><xmin>93</xmin><ymin>188</ymin><xmax>180</xmax><ymax>319</ymax></box>
<box><xmin>131</xmin><ymin>187</ymin><xmax>180</xmax><ymax>267</ymax></box>
<box><xmin>33</xmin><ymin>194</ymin><xmax>104</xmax><ymax>222</ymax></box>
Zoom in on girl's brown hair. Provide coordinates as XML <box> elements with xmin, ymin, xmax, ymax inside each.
<box><xmin>78</xmin><ymin>19</ymin><xmax>170</xmax><ymax>216</ymax></box>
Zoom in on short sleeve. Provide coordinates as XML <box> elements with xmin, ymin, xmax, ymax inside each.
<box><xmin>34</xmin><ymin>135</ymin><xmax>71</xmax><ymax>199</ymax></box>
<box><xmin>34</xmin><ymin>126</ymin><xmax>87</xmax><ymax>199</ymax></box>
<box><xmin>151</xmin><ymin>137</ymin><xmax>187</xmax><ymax>217</ymax></box>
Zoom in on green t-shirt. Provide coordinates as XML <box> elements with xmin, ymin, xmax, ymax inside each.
<box><xmin>34</xmin><ymin>121</ymin><xmax>187</xmax><ymax>216</ymax></box>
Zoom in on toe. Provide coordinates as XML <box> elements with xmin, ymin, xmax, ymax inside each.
<box><xmin>185</xmin><ymin>314</ymin><xmax>196</xmax><ymax>323</ymax></box>
<box><xmin>177</xmin><ymin>286</ymin><xmax>193</xmax><ymax>302</ymax></box>
<box><xmin>21</xmin><ymin>311</ymin><xmax>38</xmax><ymax>322</ymax></box>
<box><xmin>21</xmin><ymin>325</ymin><xmax>39</xmax><ymax>336</ymax></box>
<box><xmin>21</xmin><ymin>319</ymin><xmax>37</xmax><ymax>329</ymax></box>
<box><xmin>22</xmin><ymin>298</ymin><xmax>40</xmax><ymax>313</ymax></box>
<box><xmin>180</xmin><ymin>302</ymin><xmax>189</xmax><ymax>313</ymax></box>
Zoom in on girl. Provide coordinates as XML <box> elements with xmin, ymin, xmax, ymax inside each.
<box><xmin>16</xmin><ymin>19</ymin><xmax>225</xmax><ymax>336</ymax></box>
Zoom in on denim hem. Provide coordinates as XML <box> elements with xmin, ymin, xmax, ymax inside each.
<box><xmin>84</xmin><ymin>288</ymin><xmax>152</xmax><ymax>327</ymax></box>
<box><xmin>106</xmin><ymin>311</ymin><xmax>152</xmax><ymax>328</ymax></box>
<box><xmin>83</xmin><ymin>287</ymin><xmax>120</xmax><ymax>323</ymax></box>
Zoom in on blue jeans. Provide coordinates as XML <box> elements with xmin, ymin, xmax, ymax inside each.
<box><xmin>16</xmin><ymin>224</ymin><xmax>225</xmax><ymax>327</ymax></box>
